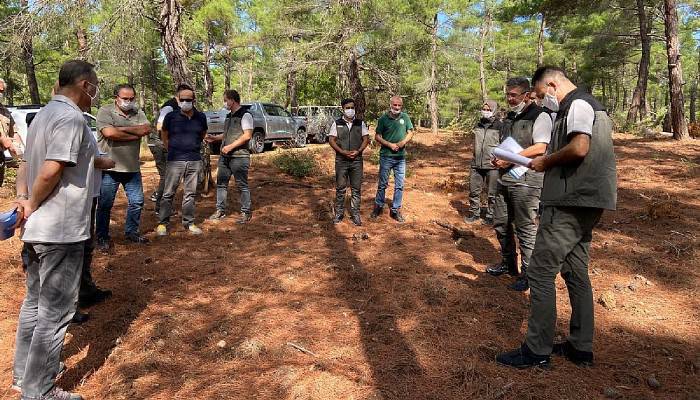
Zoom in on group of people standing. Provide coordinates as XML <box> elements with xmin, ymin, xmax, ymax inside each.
<box><xmin>6</xmin><ymin>59</ymin><xmax>616</xmax><ymax>400</ymax></box>
<box><xmin>467</xmin><ymin>67</ymin><xmax>617</xmax><ymax>369</ymax></box>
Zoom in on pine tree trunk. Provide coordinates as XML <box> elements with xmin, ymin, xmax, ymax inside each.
<box><xmin>347</xmin><ymin>49</ymin><xmax>366</xmax><ymax>119</ymax></box>
<box><xmin>224</xmin><ymin>44</ymin><xmax>232</xmax><ymax>90</ymax></box>
<box><xmin>203</xmin><ymin>29</ymin><xmax>214</xmax><ymax>107</ymax></box>
<box><xmin>159</xmin><ymin>0</ymin><xmax>193</xmax><ymax>85</ymax></box>
<box><xmin>478</xmin><ymin>4</ymin><xmax>490</xmax><ymax>103</ymax></box>
<box><xmin>627</xmin><ymin>0</ymin><xmax>651</xmax><ymax>124</ymax></box>
<box><xmin>663</xmin><ymin>0</ymin><xmax>689</xmax><ymax>140</ymax></box>
<box><xmin>20</xmin><ymin>0</ymin><xmax>40</xmax><ymax>104</ymax></box>
<box><xmin>286</xmin><ymin>69</ymin><xmax>298</xmax><ymax>111</ymax></box>
<box><xmin>247</xmin><ymin>60</ymin><xmax>253</xmax><ymax>98</ymax></box>
<box><xmin>429</xmin><ymin>13</ymin><xmax>439</xmax><ymax>135</ymax></box>
<box><xmin>691</xmin><ymin>48</ymin><xmax>699</xmax><ymax>123</ymax></box>
<box><xmin>149</xmin><ymin>49</ymin><xmax>160</xmax><ymax>119</ymax></box>
<box><xmin>536</xmin><ymin>13</ymin><xmax>546</xmax><ymax>67</ymax></box>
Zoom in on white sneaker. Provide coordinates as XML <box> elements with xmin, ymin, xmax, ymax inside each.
<box><xmin>187</xmin><ymin>224</ymin><xmax>203</xmax><ymax>235</ymax></box>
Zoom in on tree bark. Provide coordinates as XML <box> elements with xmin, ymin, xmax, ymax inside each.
<box><xmin>149</xmin><ymin>48</ymin><xmax>160</xmax><ymax>119</ymax></box>
<box><xmin>478</xmin><ymin>3</ymin><xmax>490</xmax><ymax>103</ymax></box>
<box><xmin>536</xmin><ymin>13</ymin><xmax>546</xmax><ymax>67</ymax></box>
<box><xmin>691</xmin><ymin>47</ymin><xmax>699</xmax><ymax>123</ymax></box>
<box><xmin>663</xmin><ymin>0</ymin><xmax>689</xmax><ymax>140</ymax></box>
<box><xmin>19</xmin><ymin>0</ymin><xmax>40</xmax><ymax>104</ymax></box>
<box><xmin>347</xmin><ymin>49</ymin><xmax>366</xmax><ymax>119</ymax></box>
<box><xmin>285</xmin><ymin>69</ymin><xmax>298</xmax><ymax>111</ymax></box>
<box><xmin>627</xmin><ymin>0</ymin><xmax>651</xmax><ymax>124</ymax></box>
<box><xmin>428</xmin><ymin>13</ymin><xmax>439</xmax><ymax>135</ymax></box>
<box><xmin>159</xmin><ymin>0</ymin><xmax>193</xmax><ymax>86</ymax></box>
<box><xmin>203</xmin><ymin>28</ymin><xmax>214</xmax><ymax>107</ymax></box>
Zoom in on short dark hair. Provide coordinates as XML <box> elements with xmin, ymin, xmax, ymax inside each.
<box><xmin>341</xmin><ymin>98</ymin><xmax>355</xmax><ymax>107</ymax></box>
<box><xmin>532</xmin><ymin>66</ymin><xmax>567</xmax><ymax>85</ymax></box>
<box><xmin>224</xmin><ymin>89</ymin><xmax>240</xmax><ymax>103</ymax></box>
<box><xmin>176</xmin><ymin>83</ymin><xmax>194</xmax><ymax>94</ymax></box>
<box><xmin>58</xmin><ymin>60</ymin><xmax>96</xmax><ymax>88</ymax></box>
<box><xmin>114</xmin><ymin>84</ymin><xmax>135</xmax><ymax>97</ymax></box>
<box><xmin>506</xmin><ymin>77</ymin><xmax>530</xmax><ymax>93</ymax></box>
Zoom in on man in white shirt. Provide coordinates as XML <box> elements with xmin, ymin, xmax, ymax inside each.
<box><xmin>207</xmin><ymin>90</ymin><xmax>254</xmax><ymax>224</ymax></box>
<box><xmin>328</xmin><ymin>98</ymin><xmax>370</xmax><ymax>226</ymax></box>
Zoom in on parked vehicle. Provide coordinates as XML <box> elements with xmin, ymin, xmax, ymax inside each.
<box><xmin>205</xmin><ymin>102</ymin><xmax>307</xmax><ymax>154</ymax></box>
<box><xmin>1</xmin><ymin>105</ymin><xmax>98</xmax><ymax>186</ymax></box>
<box><xmin>293</xmin><ymin>105</ymin><xmax>342</xmax><ymax>143</ymax></box>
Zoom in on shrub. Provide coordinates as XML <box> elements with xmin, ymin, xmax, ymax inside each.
<box><xmin>272</xmin><ymin>150</ymin><xmax>318</xmax><ymax>178</ymax></box>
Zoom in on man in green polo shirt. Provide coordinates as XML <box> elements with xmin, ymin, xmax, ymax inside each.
<box><xmin>95</xmin><ymin>84</ymin><xmax>152</xmax><ymax>251</ymax></box>
<box><xmin>370</xmin><ymin>95</ymin><xmax>414</xmax><ymax>223</ymax></box>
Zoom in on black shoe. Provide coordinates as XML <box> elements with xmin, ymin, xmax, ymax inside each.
<box><xmin>79</xmin><ymin>288</ymin><xmax>112</xmax><ymax>308</ymax></box>
<box><xmin>510</xmin><ymin>276</ymin><xmax>529</xmax><ymax>291</ymax></box>
<box><xmin>150</xmin><ymin>192</ymin><xmax>158</xmax><ymax>202</ymax></box>
<box><xmin>552</xmin><ymin>341</ymin><xmax>594</xmax><ymax>366</ymax></box>
<box><xmin>237</xmin><ymin>212</ymin><xmax>252</xmax><ymax>225</ymax></box>
<box><xmin>464</xmin><ymin>214</ymin><xmax>480</xmax><ymax>223</ymax></box>
<box><xmin>496</xmin><ymin>343</ymin><xmax>550</xmax><ymax>369</ymax></box>
<box><xmin>486</xmin><ymin>262</ymin><xmax>515</xmax><ymax>276</ymax></box>
<box><xmin>351</xmin><ymin>214</ymin><xmax>362</xmax><ymax>226</ymax></box>
<box><xmin>482</xmin><ymin>216</ymin><xmax>494</xmax><ymax>226</ymax></box>
<box><xmin>96</xmin><ymin>237</ymin><xmax>110</xmax><ymax>253</ymax></box>
<box><xmin>125</xmin><ymin>233</ymin><xmax>149</xmax><ymax>244</ymax></box>
<box><xmin>390</xmin><ymin>210</ymin><xmax>405</xmax><ymax>223</ymax></box>
<box><xmin>332</xmin><ymin>214</ymin><xmax>344</xmax><ymax>224</ymax></box>
<box><xmin>71</xmin><ymin>311</ymin><xmax>89</xmax><ymax>324</ymax></box>
<box><xmin>370</xmin><ymin>205</ymin><xmax>383</xmax><ymax>219</ymax></box>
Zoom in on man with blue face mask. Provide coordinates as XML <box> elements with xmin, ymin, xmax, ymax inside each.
<box><xmin>328</xmin><ymin>98</ymin><xmax>369</xmax><ymax>226</ymax></box>
<box><xmin>95</xmin><ymin>84</ymin><xmax>151</xmax><ymax>252</ymax></box>
<box><xmin>156</xmin><ymin>84</ymin><xmax>208</xmax><ymax>236</ymax></box>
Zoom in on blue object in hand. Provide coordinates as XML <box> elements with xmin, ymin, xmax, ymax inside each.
<box><xmin>0</xmin><ymin>208</ymin><xmax>18</xmax><ymax>240</ymax></box>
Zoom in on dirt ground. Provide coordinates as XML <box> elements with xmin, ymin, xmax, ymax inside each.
<box><xmin>0</xmin><ymin>130</ymin><xmax>698</xmax><ymax>400</ymax></box>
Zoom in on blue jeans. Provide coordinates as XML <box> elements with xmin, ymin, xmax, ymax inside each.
<box><xmin>374</xmin><ymin>155</ymin><xmax>406</xmax><ymax>212</ymax></box>
<box><xmin>96</xmin><ymin>171</ymin><xmax>144</xmax><ymax>240</ymax></box>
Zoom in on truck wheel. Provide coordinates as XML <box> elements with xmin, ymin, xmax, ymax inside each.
<box><xmin>294</xmin><ymin>128</ymin><xmax>307</xmax><ymax>148</ymax></box>
<box><xmin>249</xmin><ymin>130</ymin><xmax>266</xmax><ymax>154</ymax></box>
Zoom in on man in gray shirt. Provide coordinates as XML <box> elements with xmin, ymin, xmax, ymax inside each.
<box><xmin>95</xmin><ymin>84</ymin><xmax>151</xmax><ymax>251</ymax></box>
<box><xmin>12</xmin><ymin>59</ymin><xmax>98</xmax><ymax>400</ymax></box>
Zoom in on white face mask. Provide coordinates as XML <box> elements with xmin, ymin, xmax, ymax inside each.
<box><xmin>480</xmin><ymin>110</ymin><xmax>494</xmax><ymax>119</ymax></box>
<box><xmin>391</xmin><ymin>108</ymin><xmax>402</xmax><ymax>116</ymax></box>
<box><xmin>542</xmin><ymin>92</ymin><xmax>559</xmax><ymax>112</ymax></box>
<box><xmin>511</xmin><ymin>101</ymin><xmax>526</xmax><ymax>113</ymax></box>
<box><xmin>179</xmin><ymin>101</ymin><xmax>193</xmax><ymax>112</ymax></box>
<box><xmin>343</xmin><ymin>108</ymin><xmax>356</xmax><ymax>119</ymax></box>
<box><xmin>118</xmin><ymin>99</ymin><xmax>135</xmax><ymax>112</ymax></box>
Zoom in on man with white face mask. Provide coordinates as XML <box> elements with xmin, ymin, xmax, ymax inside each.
<box><xmin>328</xmin><ymin>98</ymin><xmax>369</xmax><ymax>226</ymax></box>
<box><xmin>207</xmin><ymin>89</ymin><xmax>254</xmax><ymax>224</ymax></box>
<box><xmin>95</xmin><ymin>84</ymin><xmax>151</xmax><ymax>251</ymax></box>
<box><xmin>487</xmin><ymin>77</ymin><xmax>552</xmax><ymax>292</ymax></box>
<box><xmin>496</xmin><ymin>66</ymin><xmax>616</xmax><ymax>369</ymax></box>
<box><xmin>466</xmin><ymin>99</ymin><xmax>501</xmax><ymax>225</ymax></box>
<box><xmin>157</xmin><ymin>84</ymin><xmax>208</xmax><ymax>236</ymax></box>
<box><xmin>371</xmin><ymin>95</ymin><xmax>414</xmax><ymax>223</ymax></box>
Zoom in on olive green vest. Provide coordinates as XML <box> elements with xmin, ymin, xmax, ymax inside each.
<box><xmin>222</xmin><ymin>108</ymin><xmax>252</xmax><ymax>158</ymax></box>
<box><xmin>499</xmin><ymin>104</ymin><xmax>547</xmax><ymax>188</ymax></box>
<box><xmin>334</xmin><ymin>118</ymin><xmax>365</xmax><ymax>159</ymax></box>
<box><xmin>541</xmin><ymin>89</ymin><xmax>617</xmax><ymax>210</ymax></box>
<box><xmin>472</xmin><ymin>118</ymin><xmax>501</xmax><ymax>169</ymax></box>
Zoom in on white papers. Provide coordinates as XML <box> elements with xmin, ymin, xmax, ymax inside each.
<box><xmin>492</xmin><ymin>137</ymin><xmax>531</xmax><ymax>179</ymax></box>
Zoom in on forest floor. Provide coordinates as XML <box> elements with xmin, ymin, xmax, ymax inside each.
<box><xmin>0</xmin><ymin>130</ymin><xmax>698</xmax><ymax>400</ymax></box>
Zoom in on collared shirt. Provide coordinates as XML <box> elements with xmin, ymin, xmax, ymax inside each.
<box><xmin>96</xmin><ymin>103</ymin><xmax>149</xmax><ymax>172</ymax></box>
<box><xmin>22</xmin><ymin>95</ymin><xmax>95</xmax><ymax>244</ymax></box>
<box><xmin>327</xmin><ymin>118</ymin><xmax>369</xmax><ymax>137</ymax></box>
<box><xmin>163</xmin><ymin>109</ymin><xmax>208</xmax><ymax>162</ymax></box>
<box><xmin>376</xmin><ymin>112</ymin><xmax>414</xmax><ymax>158</ymax></box>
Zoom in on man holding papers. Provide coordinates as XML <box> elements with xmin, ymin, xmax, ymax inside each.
<box><xmin>496</xmin><ymin>66</ymin><xmax>616</xmax><ymax>369</ymax></box>
<box><xmin>487</xmin><ymin>77</ymin><xmax>552</xmax><ymax>292</ymax></box>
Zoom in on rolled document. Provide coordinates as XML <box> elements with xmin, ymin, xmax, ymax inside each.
<box><xmin>492</xmin><ymin>148</ymin><xmax>532</xmax><ymax>168</ymax></box>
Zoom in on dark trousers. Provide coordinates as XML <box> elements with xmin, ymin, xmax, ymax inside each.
<box><xmin>159</xmin><ymin>160</ymin><xmax>202</xmax><ymax>227</ymax></box>
<box><xmin>14</xmin><ymin>242</ymin><xmax>84</xmax><ymax>398</ymax></box>
<box><xmin>335</xmin><ymin>157</ymin><xmax>363</xmax><ymax>216</ymax></box>
<box><xmin>468</xmin><ymin>167</ymin><xmax>498</xmax><ymax>218</ymax></box>
<box><xmin>525</xmin><ymin>206</ymin><xmax>603</xmax><ymax>355</ymax></box>
<box><xmin>493</xmin><ymin>183</ymin><xmax>541</xmax><ymax>275</ymax></box>
<box><xmin>216</xmin><ymin>156</ymin><xmax>251</xmax><ymax>215</ymax></box>
<box><xmin>149</xmin><ymin>144</ymin><xmax>167</xmax><ymax>213</ymax></box>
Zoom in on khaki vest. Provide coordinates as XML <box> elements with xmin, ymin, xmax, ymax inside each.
<box><xmin>223</xmin><ymin>108</ymin><xmax>252</xmax><ymax>158</ymax></box>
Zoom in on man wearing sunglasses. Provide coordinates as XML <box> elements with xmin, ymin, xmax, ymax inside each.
<box><xmin>95</xmin><ymin>84</ymin><xmax>152</xmax><ymax>251</ymax></box>
<box><xmin>156</xmin><ymin>84</ymin><xmax>208</xmax><ymax>236</ymax></box>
